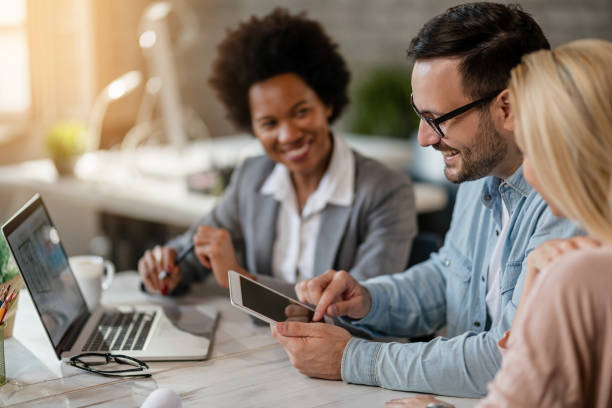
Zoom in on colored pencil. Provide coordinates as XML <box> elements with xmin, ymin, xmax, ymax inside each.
<box><xmin>0</xmin><ymin>304</ymin><xmax>6</xmax><ymax>324</ymax></box>
<box><xmin>0</xmin><ymin>287</ymin><xmax>18</xmax><ymax>324</ymax></box>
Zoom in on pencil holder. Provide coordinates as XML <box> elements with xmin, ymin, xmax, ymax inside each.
<box><xmin>0</xmin><ymin>322</ymin><xmax>6</xmax><ymax>386</ymax></box>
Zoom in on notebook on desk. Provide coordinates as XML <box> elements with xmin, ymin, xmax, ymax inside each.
<box><xmin>2</xmin><ymin>194</ymin><xmax>217</xmax><ymax>361</ymax></box>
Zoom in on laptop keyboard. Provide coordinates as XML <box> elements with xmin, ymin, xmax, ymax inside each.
<box><xmin>82</xmin><ymin>310</ymin><xmax>157</xmax><ymax>352</ymax></box>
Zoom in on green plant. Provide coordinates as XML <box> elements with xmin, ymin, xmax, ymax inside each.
<box><xmin>350</xmin><ymin>65</ymin><xmax>419</xmax><ymax>139</ymax></box>
<box><xmin>0</xmin><ymin>237</ymin><xmax>18</xmax><ymax>284</ymax></box>
<box><xmin>45</xmin><ymin>121</ymin><xmax>87</xmax><ymax>161</ymax></box>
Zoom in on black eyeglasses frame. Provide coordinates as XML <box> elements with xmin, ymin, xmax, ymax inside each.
<box><xmin>411</xmin><ymin>90</ymin><xmax>503</xmax><ymax>138</ymax></box>
<box><xmin>68</xmin><ymin>352</ymin><xmax>152</xmax><ymax>378</ymax></box>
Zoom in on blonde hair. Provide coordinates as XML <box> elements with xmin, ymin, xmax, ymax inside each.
<box><xmin>509</xmin><ymin>39</ymin><xmax>612</xmax><ymax>242</ymax></box>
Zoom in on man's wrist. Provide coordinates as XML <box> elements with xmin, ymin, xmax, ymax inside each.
<box><xmin>340</xmin><ymin>337</ymin><xmax>384</xmax><ymax>386</ymax></box>
<box><xmin>362</xmin><ymin>286</ymin><xmax>372</xmax><ymax>318</ymax></box>
<box><xmin>348</xmin><ymin>285</ymin><xmax>373</xmax><ymax>321</ymax></box>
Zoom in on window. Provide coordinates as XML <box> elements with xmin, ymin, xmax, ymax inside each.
<box><xmin>0</xmin><ymin>0</ymin><xmax>30</xmax><ymax>139</ymax></box>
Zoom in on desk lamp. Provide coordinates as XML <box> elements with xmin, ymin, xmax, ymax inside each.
<box><xmin>138</xmin><ymin>2</ymin><xmax>187</xmax><ymax>148</ymax></box>
<box><xmin>88</xmin><ymin>70</ymin><xmax>142</xmax><ymax>151</ymax></box>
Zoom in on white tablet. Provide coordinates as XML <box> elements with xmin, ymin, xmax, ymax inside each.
<box><xmin>228</xmin><ymin>270</ymin><xmax>315</xmax><ymax>324</ymax></box>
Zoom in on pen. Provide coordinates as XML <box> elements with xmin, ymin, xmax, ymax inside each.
<box><xmin>157</xmin><ymin>243</ymin><xmax>194</xmax><ymax>281</ymax></box>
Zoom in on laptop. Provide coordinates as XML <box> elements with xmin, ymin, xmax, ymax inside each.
<box><xmin>2</xmin><ymin>194</ymin><xmax>217</xmax><ymax>361</ymax></box>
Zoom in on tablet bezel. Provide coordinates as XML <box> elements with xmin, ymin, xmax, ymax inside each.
<box><xmin>227</xmin><ymin>270</ymin><xmax>315</xmax><ymax>325</ymax></box>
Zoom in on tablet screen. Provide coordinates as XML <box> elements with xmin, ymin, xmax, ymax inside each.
<box><xmin>240</xmin><ymin>276</ymin><xmax>314</xmax><ymax>322</ymax></box>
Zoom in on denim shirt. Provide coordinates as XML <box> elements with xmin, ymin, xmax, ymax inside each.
<box><xmin>341</xmin><ymin>167</ymin><xmax>582</xmax><ymax>397</ymax></box>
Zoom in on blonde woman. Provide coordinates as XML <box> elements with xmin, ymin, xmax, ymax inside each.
<box><xmin>386</xmin><ymin>38</ymin><xmax>612</xmax><ymax>408</ymax></box>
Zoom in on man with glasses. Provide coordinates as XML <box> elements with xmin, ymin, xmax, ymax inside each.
<box><xmin>272</xmin><ymin>2</ymin><xmax>581</xmax><ymax>397</ymax></box>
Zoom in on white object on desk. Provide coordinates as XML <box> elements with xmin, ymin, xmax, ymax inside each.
<box><xmin>69</xmin><ymin>255</ymin><xmax>115</xmax><ymax>311</ymax></box>
<box><xmin>140</xmin><ymin>388</ymin><xmax>182</xmax><ymax>408</ymax></box>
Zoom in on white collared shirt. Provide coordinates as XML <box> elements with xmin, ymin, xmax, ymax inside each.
<box><xmin>260</xmin><ymin>133</ymin><xmax>355</xmax><ymax>283</ymax></box>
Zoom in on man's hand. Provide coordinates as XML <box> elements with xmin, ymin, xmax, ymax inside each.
<box><xmin>284</xmin><ymin>304</ymin><xmax>312</xmax><ymax>323</ymax></box>
<box><xmin>295</xmin><ymin>270</ymin><xmax>371</xmax><ymax>321</ymax></box>
<box><xmin>138</xmin><ymin>246</ymin><xmax>182</xmax><ymax>295</ymax></box>
<box><xmin>193</xmin><ymin>225</ymin><xmax>247</xmax><ymax>288</ymax></box>
<box><xmin>271</xmin><ymin>321</ymin><xmax>351</xmax><ymax>380</ymax></box>
<box><xmin>385</xmin><ymin>395</ymin><xmax>455</xmax><ymax>408</ymax></box>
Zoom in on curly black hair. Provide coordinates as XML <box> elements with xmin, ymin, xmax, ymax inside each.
<box><xmin>209</xmin><ymin>8</ymin><xmax>350</xmax><ymax>131</ymax></box>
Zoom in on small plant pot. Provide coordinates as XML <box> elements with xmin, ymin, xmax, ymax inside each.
<box><xmin>52</xmin><ymin>156</ymin><xmax>79</xmax><ymax>176</ymax></box>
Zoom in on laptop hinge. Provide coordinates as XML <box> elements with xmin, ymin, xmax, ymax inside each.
<box><xmin>56</xmin><ymin>311</ymin><xmax>90</xmax><ymax>357</ymax></box>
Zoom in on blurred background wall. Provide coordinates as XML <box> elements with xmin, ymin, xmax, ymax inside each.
<box><xmin>182</xmin><ymin>0</ymin><xmax>612</xmax><ymax>138</ymax></box>
<box><xmin>0</xmin><ymin>0</ymin><xmax>610</xmax><ymax>164</ymax></box>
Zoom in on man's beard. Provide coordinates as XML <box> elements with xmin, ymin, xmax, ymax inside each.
<box><xmin>435</xmin><ymin>112</ymin><xmax>508</xmax><ymax>184</ymax></box>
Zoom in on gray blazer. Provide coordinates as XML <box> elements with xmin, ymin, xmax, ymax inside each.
<box><xmin>167</xmin><ymin>151</ymin><xmax>416</xmax><ymax>295</ymax></box>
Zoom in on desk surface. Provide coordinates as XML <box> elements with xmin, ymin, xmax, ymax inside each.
<box><xmin>1</xmin><ymin>272</ymin><xmax>477</xmax><ymax>408</ymax></box>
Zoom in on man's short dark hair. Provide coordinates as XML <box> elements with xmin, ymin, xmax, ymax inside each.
<box><xmin>209</xmin><ymin>8</ymin><xmax>350</xmax><ymax>131</ymax></box>
<box><xmin>407</xmin><ymin>2</ymin><xmax>550</xmax><ymax>100</ymax></box>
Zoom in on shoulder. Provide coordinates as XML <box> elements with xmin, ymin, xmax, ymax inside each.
<box><xmin>238</xmin><ymin>154</ymin><xmax>275</xmax><ymax>173</ymax></box>
<box><xmin>353</xmin><ymin>151</ymin><xmax>412</xmax><ymax>192</ymax></box>
<box><xmin>232</xmin><ymin>154</ymin><xmax>276</xmax><ymax>189</ymax></box>
<box><xmin>522</xmin><ymin>195</ymin><xmax>582</xmax><ymax>244</ymax></box>
<box><xmin>542</xmin><ymin>246</ymin><xmax>612</xmax><ymax>295</ymax></box>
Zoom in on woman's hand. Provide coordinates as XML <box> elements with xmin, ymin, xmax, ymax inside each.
<box><xmin>138</xmin><ymin>246</ymin><xmax>182</xmax><ymax>295</ymax></box>
<box><xmin>193</xmin><ymin>225</ymin><xmax>249</xmax><ymax>288</ymax></box>
<box><xmin>524</xmin><ymin>236</ymin><xmax>601</xmax><ymax>299</ymax></box>
<box><xmin>513</xmin><ymin>236</ymin><xmax>601</xmax><ymax>330</ymax></box>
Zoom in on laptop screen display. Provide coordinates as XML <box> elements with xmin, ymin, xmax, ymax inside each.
<box><xmin>4</xmin><ymin>199</ymin><xmax>88</xmax><ymax>348</ymax></box>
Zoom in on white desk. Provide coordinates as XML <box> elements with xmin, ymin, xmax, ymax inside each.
<box><xmin>1</xmin><ymin>272</ymin><xmax>477</xmax><ymax>407</ymax></box>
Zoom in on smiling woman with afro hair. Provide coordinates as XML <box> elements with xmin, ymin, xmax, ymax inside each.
<box><xmin>209</xmin><ymin>7</ymin><xmax>350</xmax><ymax>131</ymax></box>
<box><xmin>137</xmin><ymin>7</ymin><xmax>416</xmax><ymax>302</ymax></box>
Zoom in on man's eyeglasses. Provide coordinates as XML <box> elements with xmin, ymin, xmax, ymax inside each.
<box><xmin>68</xmin><ymin>352</ymin><xmax>152</xmax><ymax>378</ymax></box>
<box><xmin>411</xmin><ymin>90</ymin><xmax>503</xmax><ymax>138</ymax></box>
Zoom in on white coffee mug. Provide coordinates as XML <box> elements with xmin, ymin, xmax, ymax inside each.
<box><xmin>69</xmin><ymin>255</ymin><xmax>115</xmax><ymax>311</ymax></box>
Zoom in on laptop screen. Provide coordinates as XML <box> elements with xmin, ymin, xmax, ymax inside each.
<box><xmin>2</xmin><ymin>195</ymin><xmax>88</xmax><ymax>349</ymax></box>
